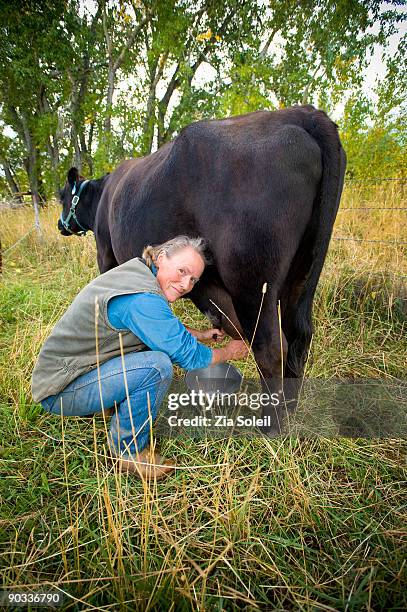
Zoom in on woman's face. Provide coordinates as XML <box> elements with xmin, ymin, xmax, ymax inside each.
<box><xmin>156</xmin><ymin>247</ymin><xmax>205</xmax><ymax>302</ymax></box>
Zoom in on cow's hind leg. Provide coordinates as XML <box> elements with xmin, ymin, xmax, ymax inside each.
<box><xmin>282</xmin><ymin>283</ymin><xmax>314</xmax><ymax>379</ymax></box>
<box><xmin>280</xmin><ymin>225</ymin><xmax>324</xmax><ymax>379</ymax></box>
<box><xmin>218</xmin><ymin>233</ymin><xmax>305</xmax><ymax>434</ymax></box>
<box><xmin>230</xmin><ymin>289</ymin><xmax>292</xmax><ymax>434</ymax></box>
<box><xmin>277</xmin><ymin>242</ymin><xmax>315</xmax><ymax>379</ymax></box>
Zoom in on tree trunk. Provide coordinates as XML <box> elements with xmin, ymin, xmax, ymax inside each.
<box><xmin>104</xmin><ymin>64</ymin><xmax>115</xmax><ymax>134</ymax></box>
<box><xmin>0</xmin><ymin>156</ymin><xmax>22</xmax><ymax>202</ymax></box>
<box><xmin>87</xmin><ymin>122</ymin><xmax>94</xmax><ymax>175</ymax></box>
<box><xmin>68</xmin><ymin>71</ymin><xmax>85</xmax><ymax>172</ymax></box>
<box><xmin>45</xmin><ymin>137</ymin><xmax>60</xmax><ymax>199</ymax></box>
<box><xmin>37</xmin><ymin>154</ymin><xmax>47</xmax><ymax>205</ymax></box>
<box><xmin>79</xmin><ymin>126</ymin><xmax>93</xmax><ymax>176</ymax></box>
<box><xmin>142</xmin><ymin>51</ymin><xmax>169</xmax><ymax>154</ymax></box>
<box><xmin>102</xmin><ymin>4</ymin><xmax>150</xmax><ymax>137</ymax></box>
<box><xmin>39</xmin><ymin>85</ymin><xmax>61</xmax><ymax>199</ymax></box>
<box><xmin>21</xmin><ymin>114</ymin><xmax>42</xmax><ymax>232</ymax></box>
<box><xmin>6</xmin><ymin>106</ymin><xmax>42</xmax><ymax>229</ymax></box>
<box><xmin>71</xmin><ymin>124</ymin><xmax>82</xmax><ymax>171</ymax></box>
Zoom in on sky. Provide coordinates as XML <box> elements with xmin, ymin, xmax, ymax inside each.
<box><xmin>362</xmin><ymin>4</ymin><xmax>406</xmax><ymax>98</ymax></box>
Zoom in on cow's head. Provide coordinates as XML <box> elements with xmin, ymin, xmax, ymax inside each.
<box><xmin>58</xmin><ymin>167</ymin><xmax>91</xmax><ymax>236</ymax></box>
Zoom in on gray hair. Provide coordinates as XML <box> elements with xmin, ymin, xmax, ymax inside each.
<box><xmin>142</xmin><ymin>235</ymin><xmax>212</xmax><ymax>268</ymax></box>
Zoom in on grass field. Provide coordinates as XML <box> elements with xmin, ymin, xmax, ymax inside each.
<box><xmin>0</xmin><ymin>182</ymin><xmax>406</xmax><ymax>610</ymax></box>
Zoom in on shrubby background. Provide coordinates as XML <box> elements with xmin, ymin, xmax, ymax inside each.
<box><xmin>0</xmin><ymin>0</ymin><xmax>406</xmax><ymax>206</ymax></box>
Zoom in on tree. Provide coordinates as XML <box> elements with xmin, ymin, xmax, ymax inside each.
<box><xmin>0</xmin><ymin>131</ymin><xmax>23</xmax><ymax>200</ymax></box>
<box><xmin>0</xmin><ymin>0</ymin><xmax>74</xmax><ymax>205</ymax></box>
<box><xmin>0</xmin><ymin>0</ymin><xmax>405</xmax><ymax>200</ymax></box>
<box><xmin>218</xmin><ymin>0</ymin><xmax>405</xmax><ymax>113</ymax></box>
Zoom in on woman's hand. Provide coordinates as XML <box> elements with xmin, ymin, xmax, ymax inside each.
<box><xmin>211</xmin><ymin>339</ymin><xmax>249</xmax><ymax>364</ymax></box>
<box><xmin>224</xmin><ymin>339</ymin><xmax>249</xmax><ymax>360</ymax></box>
<box><xmin>186</xmin><ymin>326</ymin><xmax>225</xmax><ymax>343</ymax></box>
<box><xmin>198</xmin><ymin>328</ymin><xmax>225</xmax><ymax>343</ymax></box>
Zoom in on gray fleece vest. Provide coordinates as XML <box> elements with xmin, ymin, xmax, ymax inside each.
<box><xmin>32</xmin><ymin>258</ymin><xmax>166</xmax><ymax>402</ymax></box>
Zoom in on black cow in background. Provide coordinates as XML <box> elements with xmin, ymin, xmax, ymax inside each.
<box><xmin>58</xmin><ymin>105</ymin><xmax>346</xmax><ymax>431</ymax></box>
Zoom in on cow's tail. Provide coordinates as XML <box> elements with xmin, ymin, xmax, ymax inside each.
<box><xmin>284</xmin><ymin>109</ymin><xmax>347</xmax><ymax>377</ymax></box>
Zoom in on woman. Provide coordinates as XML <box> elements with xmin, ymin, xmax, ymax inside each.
<box><xmin>32</xmin><ymin>236</ymin><xmax>248</xmax><ymax>480</ymax></box>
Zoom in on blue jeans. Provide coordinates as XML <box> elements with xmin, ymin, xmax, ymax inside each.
<box><xmin>41</xmin><ymin>351</ymin><xmax>173</xmax><ymax>457</ymax></box>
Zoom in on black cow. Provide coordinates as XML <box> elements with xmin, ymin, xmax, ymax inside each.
<box><xmin>59</xmin><ymin>105</ymin><xmax>346</xmax><ymax>430</ymax></box>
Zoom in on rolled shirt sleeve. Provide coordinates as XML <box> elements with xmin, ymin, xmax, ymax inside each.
<box><xmin>107</xmin><ymin>293</ymin><xmax>212</xmax><ymax>371</ymax></box>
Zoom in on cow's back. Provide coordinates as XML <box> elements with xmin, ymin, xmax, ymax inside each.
<box><xmin>105</xmin><ymin>106</ymin><xmax>335</xmax><ymax>265</ymax></box>
<box><xmin>159</xmin><ymin>109</ymin><xmax>324</xmax><ymax>257</ymax></box>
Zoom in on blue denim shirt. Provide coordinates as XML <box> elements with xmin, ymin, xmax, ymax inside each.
<box><xmin>107</xmin><ymin>292</ymin><xmax>212</xmax><ymax>371</ymax></box>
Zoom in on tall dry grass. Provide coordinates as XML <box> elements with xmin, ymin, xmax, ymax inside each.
<box><xmin>0</xmin><ymin>182</ymin><xmax>406</xmax><ymax>610</ymax></box>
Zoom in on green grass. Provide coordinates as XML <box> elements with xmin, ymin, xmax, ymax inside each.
<box><xmin>0</xmin><ymin>184</ymin><xmax>406</xmax><ymax>610</ymax></box>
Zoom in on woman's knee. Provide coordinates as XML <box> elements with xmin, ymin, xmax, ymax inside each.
<box><xmin>152</xmin><ymin>352</ymin><xmax>173</xmax><ymax>380</ymax></box>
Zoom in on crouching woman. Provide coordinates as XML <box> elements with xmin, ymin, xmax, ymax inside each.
<box><xmin>32</xmin><ymin>236</ymin><xmax>247</xmax><ymax>480</ymax></box>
